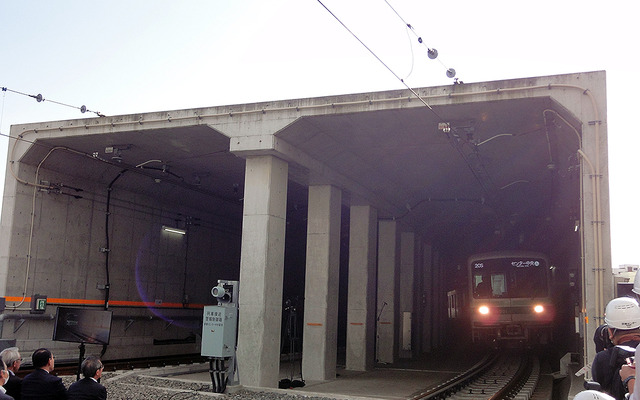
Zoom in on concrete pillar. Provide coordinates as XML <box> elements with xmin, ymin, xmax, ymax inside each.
<box><xmin>433</xmin><ymin>250</ymin><xmax>444</xmax><ymax>347</ymax></box>
<box><xmin>346</xmin><ymin>204</ymin><xmax>377</xmax><ymax>371</ymax></box>
<box><xmin>236</xmin><ymin>155</ymin><xmax>288</xmax><ymax>388</ymax></box>
<box><xmin>399</xmin><ymin>231</ymin><xmax>414</xmax><ymax>359</ymax></box>
<box><xmin>421</xmin><ymin>244</ymin><xmax>433</xmax><ymax>352</ymax></box>
<box><xmin>302</xmin><ymin>185</ymin><xmax>342</xmax><ymax>381</ymax></box>
<box><xmin>376</xmin><ymin>220</ymin><xmax>399</xmax><ymax>364</ymax></box>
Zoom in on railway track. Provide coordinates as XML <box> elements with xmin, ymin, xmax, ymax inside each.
<box><xmin>17</xmin><ymin>353</ymin><xmax>205</xmax><ymax>378</ymax></box>
<box><xmin>409</xmin><ymin>352</ymin><xmax>551</xmax><ymax>400</ymax></box>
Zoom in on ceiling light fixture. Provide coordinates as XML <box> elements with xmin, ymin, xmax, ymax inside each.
<box><xmin>162</xmin><ymin>225</ymin><xmax>186</xmax><ymax>235</ymax></box>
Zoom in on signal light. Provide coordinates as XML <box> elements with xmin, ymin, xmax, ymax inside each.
<box><xmin>533</xmin><ymin>304</ymin><xmax>544</xmax><ymax>313</ymax></box>
<box><xmin>478</xmin><ymin>305</ymin><xmax>490</xmax><ymax>315</ymax></box>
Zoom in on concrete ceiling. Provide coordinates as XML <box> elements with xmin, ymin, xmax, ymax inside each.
<box><xmin>277</xmin><ymin>95</ymin><xmax>582</xmax><ymax>253</ymax></box>
<box><xmin>18</xmin><ymin>93</ymin><xmax>582</xmax><ymax>255</ymax></box>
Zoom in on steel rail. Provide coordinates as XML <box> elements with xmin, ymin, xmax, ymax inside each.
<box><xmin>409</xmin><ymin>352</ymin><xmax>500</xmax><ymax>399</ymax></box>
<box><xmin>412</xmin><ymin>352</ymin><xmax>542</xmax><ymax>400</ymax></box>
<box><xmin>488</xmin><ymin>355</ymin><xmax>533</xmax><ymax>400</ymax></box>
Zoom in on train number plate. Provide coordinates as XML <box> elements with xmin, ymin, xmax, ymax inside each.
<box><xmin>505</xmin><ymin>324</ymin><xmax>523</xmax><ymax>336</ymax></box>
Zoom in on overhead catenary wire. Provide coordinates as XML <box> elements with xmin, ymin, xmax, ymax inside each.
<box><xmin>315</xmin><ymin>0</ymin><xmax>443</xmax><ymax>119</ymax></box>
<box><xmin>0</xmin><ymin>86</ymin><xmax>105</xmax><ymax>117</ymax></box>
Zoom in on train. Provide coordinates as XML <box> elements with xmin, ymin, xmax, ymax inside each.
<box><xmin>448</xmin><ymin>250</ymin><xmax>555</xmax><ymax>345</ymax></box>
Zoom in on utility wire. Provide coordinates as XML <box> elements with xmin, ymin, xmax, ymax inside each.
<box><xmin>1</xmin><ymin>86</ymin><xmax>105</xmax><ymax>117</ymax></box>
<box><xmin>315</xmin><ymin>0</ymin><xmax>442</xmax><ymax>119</ymax></box>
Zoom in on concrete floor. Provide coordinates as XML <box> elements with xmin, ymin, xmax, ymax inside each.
<box><xmin>167</xmin><ymin>351</ymin><xmax>591</xmax><ymax>400</ymax></box>
<box><xmin>170</xmin><ymin>351</ymin><xmax>480</xmax><ymax>399</ymax></box>
<box><xmin>174</xmin><ymin>365</ymin><xmax>460</xmax><ymax>399</ymax></box>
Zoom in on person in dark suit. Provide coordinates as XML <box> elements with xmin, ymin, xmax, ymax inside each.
<box><xmin>20</xmin><ymin>348</ymin><xmax>67</xmax><ymax>400</ymax></box>
<box><xmin>67</xmin><ymin>356</ymin><xmax>106</xmax><ymax>400</ymax></box>
<box><xmin>0</xmin><ymin>347</ymin><xmax>22</xmax><ymax>400</ymax></box>
<box><xmin>1</xmin><ymin>359</ymin><xmax>15</xmax><ymax>400</ymax></box>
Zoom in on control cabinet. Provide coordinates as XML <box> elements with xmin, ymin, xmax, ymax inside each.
<box><xmin>201</xmin><ymin>305</ymin><xmax>237</xmax><ymax>358</ymax></box>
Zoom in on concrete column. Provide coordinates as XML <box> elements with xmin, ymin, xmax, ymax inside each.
<box><xmin>376</xmin><ymin>220</ymin><xmax>399</xmax><ymax>364</ymax></box>
<box><xmin>346</xmin><ymin>204</ymin><xmax>377</xmax><ymax>371</ymax></box>
<box><xmin>421</xmin><ymin>244</ymin><xmax>433</xmax><ymax>352</ymax></box>
<box><xmin>302</xmin><ymin>185</ymin><xmax>342</xmax><ymax>381</ymax></box>
<box><xmin>399</xmin><ymin>231</ymin><xmax>414</xmax><ymax>359</ymax></box>
<box><xmin>236</xmin><ymin>155</ymin><xmax>288</xmax><ymax>388</ymax></box>
<box><xmin>433</xmin><ymin>250</ymin><xmax>444</xmax><ymax>347</ymax></box>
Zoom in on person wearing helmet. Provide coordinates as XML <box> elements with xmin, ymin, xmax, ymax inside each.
<box><xmin>574</xmin><ymin>390</ymin><xmax>616</xmax><ymax>400</ymax></box>
<box><xmin>592</xmin><ymin>297</ymin><xmax>640</xmax><ymax>400</ymax></box>
<box><xmin>594</xmin><ymin>274</ymin><xmax>640</xmax><ymax>352</ymax></box>
<box><xmin>593</xmin><ymin>273</ymin><xmax>640</xmax><ymax>353</ymax></box>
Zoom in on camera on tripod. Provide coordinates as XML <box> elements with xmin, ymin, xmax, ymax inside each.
<box><xmin>279</xmin><ymin>297</ymin><xmax>304</xmax><ymax>389</ymax></box>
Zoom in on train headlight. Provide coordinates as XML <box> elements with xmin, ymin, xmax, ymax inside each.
<box><xmin>533</xmin><ymin>304</ymin><xmax>544</xmax><ymax>313</ymax></box>
<box><xmin>478</xmin><ymin>305</ymin><xmax>490</xmax><ymax>315</ymax></box>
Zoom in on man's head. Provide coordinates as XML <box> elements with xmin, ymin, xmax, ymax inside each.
<box><xmin>0</xmin><ymin>347</ymin><xmax>21</xmax><ymax>373</ymax></box>
<box><xmin>31</xmin><ymin>348</ymin><xmax>54</xmax><ymax>371</ymax></box>
<box><xmin>81</xmin><ymin>356</ymin><xmax>103</xmax><ymax>379</ymax></box>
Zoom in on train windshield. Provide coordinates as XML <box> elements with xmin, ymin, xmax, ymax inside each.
<box><xmin>472</xmin><ymin>257</ymin><xmax>548</xmax><ymax>298</ymax></box>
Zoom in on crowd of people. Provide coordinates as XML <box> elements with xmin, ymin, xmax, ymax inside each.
<box><xmin>0</xmin><ymin>347</ymin><xmax>106</xmax><ymax>400</ymax></box>
<box><xmin>575</xmin><ymin>273</ymin><xmax>640</xmax><ymax>400</ymax></box>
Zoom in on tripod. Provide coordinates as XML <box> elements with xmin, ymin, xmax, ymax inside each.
<box><xmin>279</xmin><ymin>299</ymin><xmax>304</xmax><ymax>388</ymax></box>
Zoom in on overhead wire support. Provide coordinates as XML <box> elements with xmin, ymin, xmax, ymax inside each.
<box><xmin>382</xmin><ymin>0</ymin><xmax>459</xmax><ymax>81</ymax></box>
<box><xmin>315</xmin><ymin>0</ymin><xmax>443</xmax><ymax>120</ymax></box>
<box><xmin>0</xmin><ymin>86</ymin><xmax>106</xmax><ymax>117</ymax></box>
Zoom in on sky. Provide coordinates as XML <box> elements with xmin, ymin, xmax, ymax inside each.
<box><xmin>1</xmin><ymin>0</ymin><xmax>639</xmax><ymax>268</ymax></box>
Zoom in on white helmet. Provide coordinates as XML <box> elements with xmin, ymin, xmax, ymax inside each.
<box><xmin>573</xmin><ymin>390</ymin><xmax>615</xmax><ymax>400</ymax></box>
<box><xmin>605</xmin><ymin>297</ymin><xmax>640</xmax><ymax>330</ymax></box>
<box><xmin>633</xmin><ymin>271</ymin><xmax>640</xmax><ymax>295</ymax></box>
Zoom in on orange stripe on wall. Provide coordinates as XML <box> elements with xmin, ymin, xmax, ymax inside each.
<box><xmin>5</xmin><ymin>296</ymin><xmax>31</xmax><ymax>302</ymax></box>
<box><xmin>3</xmin><ymin>296</ymin><xmax>204</xmax><ymax>309</ymax></box>
<box><xmin>307</xmin><ymin>323</ymin><xmax>323</xmax><ymax>326</ymax></box>
<box><xmin>49</xmin><ymin>298</ymin><xmax>104</xmax><ymax>305</ymax></box>
<box><xmin>350</xmin><ymin>322</ymin><xmax>364</xmax><ymax>325</ymax></box>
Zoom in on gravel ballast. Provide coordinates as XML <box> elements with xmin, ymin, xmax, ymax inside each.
<box><xmin>60</xmin><ymin>373</ymin><xmax>340</xmax><ymax>400</ymax></box>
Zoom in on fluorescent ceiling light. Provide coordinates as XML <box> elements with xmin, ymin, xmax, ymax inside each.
<box><xmin>162</xmin><ymin>225</ymin><xmax>186</xmax><ymax>235</ymax></box>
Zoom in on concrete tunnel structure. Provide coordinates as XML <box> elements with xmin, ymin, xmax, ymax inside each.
<box><xmin>0</xmin><ymin>70</ymin><xmax>610</xmax><ymax>387</ymax></box>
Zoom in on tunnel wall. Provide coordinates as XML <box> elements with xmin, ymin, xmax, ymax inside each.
<box><xmin>0</xmin><ymin>162</ymin><xmax>242</xmax><ymax>362</ymax></box>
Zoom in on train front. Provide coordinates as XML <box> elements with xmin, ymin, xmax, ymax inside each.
<box><xmin>468</xmin><ymin>251</ymin><xmax>555</xmax><ymax>346</ymax></box>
